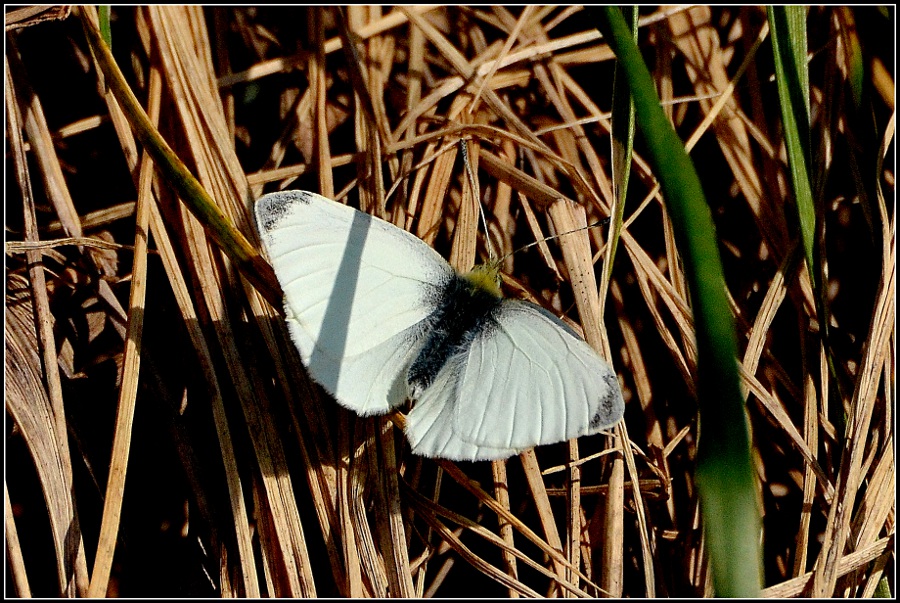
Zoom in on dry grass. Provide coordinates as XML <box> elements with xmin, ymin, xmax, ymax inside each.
<box><xmin>5</xmin><ymin>6</ymin><xmax>894</xmax><ymax>597</ymax></box>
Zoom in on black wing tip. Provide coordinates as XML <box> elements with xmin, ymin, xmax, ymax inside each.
<box><xmin>590</xmin><ymin>372</ymin><xmax>626</xmax><ymax>431</ymax></box>
<box><xmin>255</xmin><ymin>190</ymin><xmax>318</xmax><ymax>232</ymax></box>
<box><xmin>257</xmin><ymin>189</ymin><xmax>317</xmax><ymax>212</ymax></box>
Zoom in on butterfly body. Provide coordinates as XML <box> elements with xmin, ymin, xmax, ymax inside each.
<box><xmin>408</xmin><ymin>268</ymin><xmax>501</xmax><ymax>398</ymax></box>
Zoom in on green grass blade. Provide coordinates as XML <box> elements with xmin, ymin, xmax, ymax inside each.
<box><xmin>604</xmin><ymin>6</ymin><xmax>637</xmax><ymax>282</ymax></box>
<box><xmin>838</xmin><ymin>8</ymin><xmax>865</xmax><ymax>109</ymax></box>
<box><xmin>98</xmin><ymin>6</ymin><xmax>112</xmax><ymax>48</ymax></box>
<box><xmin>76</xmin><ymin>8</ymin><xmax>282</xmax><ymax>307</ymax></box>
<box><xmin>768</xmin><ymin>7</ymin><xmax>852</xmax><ymax>408</ymax></box>
<box><xmin>767</xmin><ymin>6</ymin><xmax>815</xmax><ymax>274</ymax></box>
<box><xmin>592</xmin><ymin>7</ymin><xmax>762</xmax><ymax>597</ymax></box>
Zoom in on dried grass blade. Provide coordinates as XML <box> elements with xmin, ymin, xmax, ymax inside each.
<box><xmin>417</xmin><ymin>142</ymin><xmax>458</xmax><ymax>244</ymax></box>
<box><xmin>520</xmin><ymin>450</ymin><xmax>568</xmax><ymax>592</ymax></box>
<box><xmin>406</xmin><ymin>479</ymin><xmax>601</xmax><ymax>596</ymax></box>
<box><xmin>310</xmin><ymin>7</ymin><xmax>335</xmax><ymax>199</ymax></box>
<box><xmin>435</xmin><ymin>458</ymin><xmax>593</xmax><ymax>585</ymax></box>
<box><xmin>374</xmin><ymin>421</ymin><xmax>416</xmax><ymax>596</ymax></box>
<box><xmin>145</xmin><ymin>6</ymin><xmax>319</xmax><ymax>594</ymax></box>
<box><xmin>763</xmin><ymin>535</ymin><xmax>893</xmax><ymax>597</ymax></box>
<box><xmin>85</xmin><ymin>67</ymin><xmax>159</xmax><ymax>598</ymax></box>
<box><xmin>6</xmin><ymin>56</ymin><xmax>88</xmax><ymax>596</ymax></box>
<box><xmin>490</xmin><ymin>460</ymin><xmax>520</xmax><ymax>596</ymax></box>
<box><xmin>76</xmin><ymin>7</ymin><xmax>281</xmax><ymax>306</ymax></box>
<box><xmin>146</xmin><ymin>195</ymin><xmax>261</xmax><ymax>595</ymax></box>
<box><xmin>400</xmin><ymin>7</ymin><xmax>551</xmax><ymax>155</ymax></box>
<box><xmin>5</xmin><ymin>485</ymin><xmax>31</xmax><ymax>596</ymax></box>
<box><xmin>449</xmin><ymin>137</ymin><xmax>480</xmax><ymax>271</ymax></box>
<box><xmin>337</xmin><ymin>427</ymin><xmax>364</xmax><ymax>596</ymax></box>
<box><xmin>810</xmin><ymin>229</ymin><xmax>895</xmax><ymax>595</ymax></box>
<box><xmin>468</xmin><ymin>6</ymin><xmax>534</xmax><ymax>113</ymax></box>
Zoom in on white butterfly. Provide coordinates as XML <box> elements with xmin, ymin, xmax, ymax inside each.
<box><xmin>255</xmin><ymin>190</ymin><xmax>624</xmax><ymax>461</ymax></box>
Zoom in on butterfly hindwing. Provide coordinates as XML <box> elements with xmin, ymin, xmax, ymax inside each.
<box><xmin>404</xmin><ymin>354</ymin><xmax>523</xmax><ymax>460</ymax></box>
<box><xmin>453</xmin><ymin>301</ymin><xmax>624</xmax><ymax>451</ymax></box>
<box><xmin>404</xmin><ymin>300</ymin><xmax>623</xmax><ymax>461</ymax></box>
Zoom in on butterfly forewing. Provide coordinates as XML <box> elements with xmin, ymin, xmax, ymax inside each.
<box><xmin>255</xmin><ymin>191</ymin><xmax>453</xmax><ymax>414</ymax></box>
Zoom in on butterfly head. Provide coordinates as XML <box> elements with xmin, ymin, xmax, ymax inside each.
<box><xmin>461</xmin><ymin>263</ymin><xmax>502</xmax><ymax>299</ymax></box>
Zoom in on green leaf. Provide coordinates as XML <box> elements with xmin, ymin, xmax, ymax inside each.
<box><xmin>591</xmin><ymin>7</ymin><xmax>762</xmax><ymax>597</ymax></box>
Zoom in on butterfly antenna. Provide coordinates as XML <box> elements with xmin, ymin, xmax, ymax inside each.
<box><xmin>460</xmin><ymin>138</ymin><xmax>496</xmax><ymax>262</ymax></box>
<box><xmin>497</xmin><ymin>218</ymin><xmax>611</xmax><ymax>265</ymax></box>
